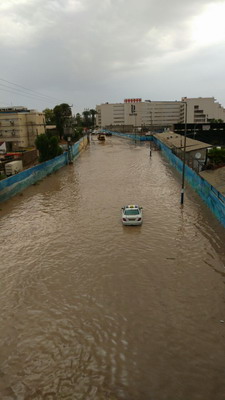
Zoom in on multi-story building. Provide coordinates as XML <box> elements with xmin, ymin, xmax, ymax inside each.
<box><xmin>96</xmin><ymin>98</ymin><xmax>183</xmax><ymax>130</ymax></box>
<box><xmin>0</xmin><ymin>107</ymin><xmax>46</xmax><ymax>151</ymax></box>
<box><xmin>96</xmin><ymin>97</ymin><xmax>225</xmax><ymax>129</ymax></box>
<box><xmin>182</xmin><ymin>97</ymin><xmax>225</xmax><ymax>123</ymax></box>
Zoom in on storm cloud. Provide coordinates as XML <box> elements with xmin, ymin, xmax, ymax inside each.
<box><xmin>0</xmin><ymin>0</ymin><xmax>225</xmax><ymax>113</ymax></box>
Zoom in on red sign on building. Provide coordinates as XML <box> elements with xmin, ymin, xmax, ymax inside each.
<box><xmin>124</xmin><ymin>98</ymin><xmax>142</xmax><ymax>103</ymax></box>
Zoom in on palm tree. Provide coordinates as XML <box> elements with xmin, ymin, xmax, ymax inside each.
<box><xmin>75</xmin><ymin>113</ymin><xmax>82</xmax><ymax>127</ymax></box>
<box><xmin>89</xmin><ymin>109</ymin><xmax>97</xmax><ymax>128</ymax></box>
<box><xmin>82</xmin><ymin>110</ymin><xmax>91</xmax><ymax>127</ymax></box>
<box><xmin>53</xmin><ymin>103</ymin><xmax>72</xmax><ymax>139</ymax></box>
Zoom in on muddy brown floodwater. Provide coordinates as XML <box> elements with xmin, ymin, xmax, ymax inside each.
<box><xmin>0</xmin><ymin>136</ymin><xmax>225</xmax><ymax>400</ymax></box>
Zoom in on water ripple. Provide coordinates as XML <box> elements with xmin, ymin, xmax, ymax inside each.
<box><xmin>0</xmin><ymin>137</ymin><xmax>225</xmax><ymax>399</ymax></box>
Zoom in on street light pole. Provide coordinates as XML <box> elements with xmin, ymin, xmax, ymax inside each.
<box><xmin>135</xmin><ymin>113</ymin><xmax>136</xmax><ymax>141</ymax></box>
<box><xmin>129</xmin><ymin>104</ymin><xmax>137</xmax><ymax>141</ymax></box>
<box><xmin>67</xmin><ymin>135</ymin><xmax>73</xmax><ymax>164</ymax></box>
<box><xmin>181</xmin><ymin>101</ymin><xmax>187</xmax><ymax>205</ymax></box>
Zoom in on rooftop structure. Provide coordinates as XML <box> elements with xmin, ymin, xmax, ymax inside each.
<box><xmin>156</xmin><ymin>131</ymin><xmax>211</xmax><ymax>152</ymax></box>
<box><xmin>155</xmin><ymin>131</ymin><xmax>212</xmax><ymax>173</ymax></box>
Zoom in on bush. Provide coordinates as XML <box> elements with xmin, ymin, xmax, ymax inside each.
<box><xmin>35</xmin><ymin>134</ymin><xmax>63</xmax><ymax>162</ymax></box>
<box><xmin>72</xmin><ymin>127</ymin><xmax>84</xmax><ymax>142</ymax></box>
<box><xmin>207</xmin><ymin>148</ymin><xmax>225</xmax><ymax>166</ymax></box>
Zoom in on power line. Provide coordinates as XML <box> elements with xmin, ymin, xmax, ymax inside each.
<box><xmin>0</xmin><ymin>83</ymin><xmax>56</xmax><ymax>102</ymax></box>
<box><xmin>0</xmin><ymin>77</ymin><xmax>64</xmax><ymax>102</ymax></box>
<box><xmin>0</xmin><ymin>85</ymin><xmax>57</xmax><ymax>105</ymax></box>
<box><xmin>0</xmin><ymin>77</ymin><xmax>70</xmax><ymax>104</ymax></box>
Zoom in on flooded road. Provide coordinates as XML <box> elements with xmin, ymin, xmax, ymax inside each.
<box><xmin>0</xmin><ymin>136</ymin><xmax>225</xmax><ymax>400</ymax></box>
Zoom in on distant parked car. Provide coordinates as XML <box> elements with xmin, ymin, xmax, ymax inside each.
<box><xmin>98</xmin><ymin>133</ymin><xmax>105</xmax><ymax>141</ymax></box>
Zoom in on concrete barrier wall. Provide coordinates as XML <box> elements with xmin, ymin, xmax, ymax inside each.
<box><xmin>0</xmin><ymin>136</ymin><xmax>88</xmax><ymax>203</ymax></box>
<box><xmin>153</xmin><ymin>136</ymin><xmax>225</xmax><ymax>228</ymax></box>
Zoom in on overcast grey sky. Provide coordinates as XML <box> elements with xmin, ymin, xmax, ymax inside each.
<box><xmin>1</xmin><ymin>0</ymin><xmax>225</xmax><ymax>114</ymax></box>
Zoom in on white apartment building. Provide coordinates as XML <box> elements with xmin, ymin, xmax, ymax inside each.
<box><xmin>0</xmin><ymin>107</ymin><xmax>46</xmax><ymax>151</ymax></box>
<box><xmin>96</xmin><ymin>97</ymin><xmax>225</xmax><ymax>128</ymax></box>
<box><xmin>182</xmin><ymin>97</ymin><xmax>225</xmax><ymax>123</ymax></box>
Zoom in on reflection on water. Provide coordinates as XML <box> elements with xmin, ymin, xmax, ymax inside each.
<box><xmin>0</xmin><ymin>137</ymin><xmax>225</xmax><ymax>399</ymax></box>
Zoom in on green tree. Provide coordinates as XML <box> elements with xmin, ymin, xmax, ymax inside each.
<box><xmin>53</xmin><ymin>103</ymin><xmax>72</xmax><ymax>139</ymax></box>
<box><xmin>75</xmin><ymin>113</ymin><xmax>82</xmax><ymax>127</ymax></box>
<box><xmin>35</xmin><ymin>133</ymin><xmax>63</xmax><ymax>162</ymax></box>
<box><xmin>73</xmin><ymin>127</ymin><xmax>83</xmax><ymax>141</ymax></box>
<box><xmin>43</xmin><ymin>108</ymin><xmax>55</xmax><ymax>125</ymax></box>
<box><xmin>209</xmin><ymin>118</ymin><xmax>224</xmax><ymax>123</ymax></box>
<box><xmin>82</xmin><ymin>110</ymin><xmax>91</xmax><ymax>127</ymax></box>
<box><xmin>89</xmin><ymin>109</ymin><xmax>97</xmax><ymax>127</ymax></box>
<box><xmin>207</xmin><ymin>147</ymin><xmax>225</xmax><ymax>166</ymax></box>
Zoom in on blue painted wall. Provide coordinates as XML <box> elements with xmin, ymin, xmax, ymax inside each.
<box><xmin>105</xmin><ymin>129</ymin><xmax>225</xmax><ymax>228</ymax></box>
<box><xmin>1</xmin><ymin>132</ymin><xmax>224</xmax><ymax>228</ymax></box>
<box><xmin>103</xmin><ymin>130</ymin><xmax>153</xmax><ymax>141</ymax></box>
<box><xmin>0</xmin><ymin>136</ymin><xmax>88</xmax><ymax>203</ymax></box>
<box><xmin>153</xmin><ymin>136</ymin><xmax>225</xmax><ymax>228</ymax></box>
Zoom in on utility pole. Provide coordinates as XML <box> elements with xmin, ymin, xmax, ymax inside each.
<box><xmin>129</xmin><ymin>104</ymin><xmax>137</xmax><ymax>141</ymax></box>
<box><xmin>181</xmin><ymin>101</ymin><xmax>187</xmax><ymax>205</ymax></box>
